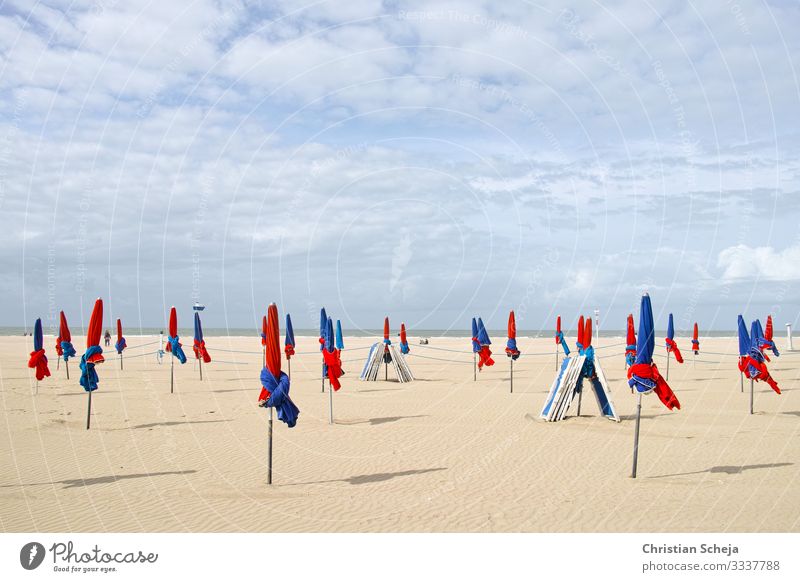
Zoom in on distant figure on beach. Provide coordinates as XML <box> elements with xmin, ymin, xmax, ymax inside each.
<box><xmin>104</xmin><ymin>329</ymin><xmax>111</xmax><ymax>347</ymax></box>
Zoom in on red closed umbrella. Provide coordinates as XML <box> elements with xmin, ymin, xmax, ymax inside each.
<box><xmin>81</xmin><ymin>298</ymin><xmax>104</xmax><ymax>429</ymax></box>
<box><xmin>258</xmin><ymin>303</ymin><xmax>299</xmax><ymax>484</ymax></box>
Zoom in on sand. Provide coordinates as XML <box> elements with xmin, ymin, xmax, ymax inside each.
<box><xmin>1</xmin><ymin>334</ymin><xmax>798</xmax><ymax>532</ymax></box>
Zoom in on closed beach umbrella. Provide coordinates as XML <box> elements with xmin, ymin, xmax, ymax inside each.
<box><xmin>193</xmin><ymin>312</ymin><xmax>211</xmax><ymax>364</ymax></box>
<box><xmin>576</xmin><ymin>315</ymin><xmax>585</xmax><ymax>351</ymax></box>
<box><xmin>322</xmin><ymin>316</ymin><xmax>343</xmax><ymax>423</ymax></box>
<box><xmin>323</xmin><ymin>317</ymin><xmax>343</xmax><ymax>391</ymax></box>
<box><xmin>382</xmin><ymin>316</ymin><xmax>392</xmax><ymax>366</ymax></box>
<box><xmin>628</xmin><ymin>296</ymin><xmax>679</xmax><ymax>409</ymax></box>
<box><xmin>166</xmin><ymin>307</ymin><xmax>187</xmax><ymax>363</ymax></box>
<box><xmin>505</xmin><ymin>310</ymin><xmax>520</xmax><ymax>360</ymax></box>
<box><xmin>57</xmin><ymin>311</ymin><xmax>77</xmax><ymax>378</ymax></box>
<box><xmin>399</xmin><ymin>323</ymin><xmax>410</xmax><ymax>354</ymax></box>
<box><xmin>335</xmin><ymin>319</ymin><xmax>344</xmax><ymax>351</ymax></box>
<box><xmin>665</xmin><ymin>313</ymin><xmax>684</xmax><ymax>363</ymax></box>
<box><xmin>166</xmin><ymin>306</ymin><xmax>186</xmax><ymax>394</ymax></box>
<box><xmin>115</xmin><ymin>318</ymin><xmax>127</xmax><ymax>370</ymax></box>
<box><xmin>258</xmin><ymin>303</ymin><xmax>299</xmax><ymax>484</ymax></box>
<box><xmin>28</xmin><ymin>317</ymin><xmax>51</xmax><ymax>383</ymax></box>
<box><xmin>319</xmin><ymin>307</ymin><xmax>327</xmax><ymax>391</ymax></box>
<box><xmin>319</xmin><ymin>307</ymin><xmax>328</xmax><ymax>350</ymax></box>
<box><xmin>759</xmin><ymin>316</ymin><xmax>779</xmax><ymax>358</ymax></box>
<box><xmin>739</xmin><ymin>317</ymin><xmax>780</xmax><ymax>414</ymax></box>
<box><xmin>625</xmin><ymin>314</ymin><xmax>637</xmax><ymax>367</ymax></box>
<box><xmin>471</xmin><ymin>317</ymin><xmax>480</xmax><ymax>380</ymax></box>
<box><xmin>258</xmin><ymin>303</ymin><xmax>299</xmax><ymax>425</ymax></box>
<box><xmin>284</xmin><ymin>313</ymin><xmax>296</xmax><ymax>360</ymax></box>
<box><xmin>115</xmin><ymin>319</ymin><xmax>126</xmax><ymax>354</ymax></box>
<box><xmin>81</xmin><ymin>298</ymin><xmax>105</xmax><ymax>429</ymax></box>
<box><xmin>691</xmin><ymin>322</ymin><xmax>699</xmax><ymax>355</ymax></box>
<box><xmin>476</xmin><ymin>317</ymin><xmax>494</xmax><ymax>370</ymax></box>
<box><xmin>628</xmin><ymin>293</ymin><xmax>680</xmax><ymax>478</ymax></box>
<box><xmin>505</xmin><ymin>310</ymin><xmax>519</xmax><ymax>393</ymax></box>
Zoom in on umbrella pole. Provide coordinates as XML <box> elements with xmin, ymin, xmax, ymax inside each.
<box><xmin>199</xmin><ymin>358</ymin><xmax>203</xmax><ymax>381</ymax></box>
<box><xmin>321</xmin><ymin>362</ymin><xmax>325</xmax><ymax>392</ymax></box>
<box><xmin>120</xmin><ymin>352</ymin><xmax>123</xmax><ymax>371</ymax></box>
<box><xmin>57</xmin><ymin>358</ymin><xmax>60</xmax><ymax>370</ymax></box>
<box><xmin>750</xmin><ymin>378</ymin><xmax>754</xmax><ymax>415</ymax></box>
<box><xmin>740</xmin><ymin>371</ymin><xmax>743</xmax><ymax>393</ymax></box>
<box><xmin>631</xmin><ymin>392</ymin><xmax>642</xmax><ymax>478</ymax></box>
<box><xmin>385</xmin><ymin>361</ymin><xmax>388</xmax><ymax>381</ymax></box>
<box><xmin>170</xmin><ymin>356</ymin><xmax>174</xmax><ymax>394</ymax></box>
<box><xmin>328</xmin><ymin>383</ymin><xmax>334</xmax><ymax>424</ymax></box>
<box><xmin>473</xmin><ymin>353</ymin><xmax>476</xmax><ymax>381</ymax></box>
<box><xmin>288</xmin><ymin>358</ymin><xmax>291</xmax><ymax>381</ymax></box>
<box><xmin>576</xmin><ymin>383</ymin><xmax>583</xmax><ymax>416</ymax></box>
<box><xmin>267</xmin><ymin>407</ymin><xmax>273</xmax><ymax>485</ymax></box>
<box><xmin>86</xmin><ymin>390</ymin><xmax>92</xmax><ymax>430</ymax></box>
<box><xmin>65</xmin><ymin>360</ymin><xmax>69</xmax><ymax>380</ymax></box>
<box><xmin>510</xmin><ymin>358</ymin><xmax>513</xmax><ymax>394</ymax></box>
<box><xmin>665</xmin><ymin>350</ymin><xmax>670</xmax><ymax>380</ymax></box>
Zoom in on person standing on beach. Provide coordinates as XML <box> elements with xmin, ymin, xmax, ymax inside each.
<box><xmin>104</xmin><ymin>329</ymin><xmax>111</xmax><ymax>347</ymax></box>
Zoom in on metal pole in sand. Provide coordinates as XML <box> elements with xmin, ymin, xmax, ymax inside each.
<box><xmin>120</xmin><ymin>352</ymin><xmax>123</xmax><ymax>371</ymax></box>
<box><xmin>170</xmin><ymin>355</ymin><xmax>174</xmax><ymax>394</ymax></box>
<box><xmin>665</xmin><ymin>349</ymin><xmax>670</xmax><ymax>381</ymax></box>
<box><xmin>199</xmin><ymin>358</ymin><xmax>203</xmax><ymax>381</ymax></box>
<box><xmin>631</xmin><ymin>392</ymin><xmax>642</xmax><ymax>478</ymax></box>
<box><xmin>86</xmin><ymin>390</ymin><xmax>92</xmax><ymax>430</ymax></box>
<box><xmin>328</xmin><ymin>383</ymin><xmax>334</xmax><ymax>424</ymax></box>
<box><xmin>750</xmin><ymin>378</ymin><xmax>754</xmax><ymax>415</ymax></box>
<box><xmin>473</xmin><ymin>353</ymin><xmax>477</xmax><ymax>381</ymax></box>
<box><xmin>740</xmin><ymin>371</ymin><xmax>744</xmax><ymax>393</ymax></box>
<box><xmin>576</xmin><ymin>384</ymin><xmax>583</xmax><ymax>416</ymax></box>
<box><xmin>321</xmin><ymin>362</ymin><xmax>325</xmax><ymax>392</ymax></box>
<box><xmin>267</xmin><ymin>407</ymin><xmax>273</xmax><ymax>484</ymax></box>
<box><xmin>288</xmin><ymin>358</ymin><xmax>291</xmax><ymax>382</ymax></box>
<box><xmin>65</xmin><ymin>359</ymin><xmax>70</xmax><ymax>380</ymax></box>
<box><xmin>555</xmin><ymin>347</ymin><xmax>558</xmax><ymax>372</ymax></box>
<box><xmin>510</xmin><ymin>358</ymin><xmax>513</xmax><ymax>393</ymax></box>
<box><xmin>57</xmin><ymin>357</ymin><xmax>60</xmax><ymax>371</ymax></box>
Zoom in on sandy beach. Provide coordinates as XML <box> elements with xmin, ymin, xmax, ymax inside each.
<box><xmin>1</xmin><ymin>335</ymin><xmax>798</xmax><ymax>533</ymax></box>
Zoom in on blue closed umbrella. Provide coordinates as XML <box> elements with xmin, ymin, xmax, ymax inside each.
<box><xmin>629</xmin><ymin>293</ymin><xmax>680</xmax><ymax>478</ymax></box>
<box><xmin>737</xmin><ymin>315</ymin><xmax>750</xmax><ymax>359</ymax></box>
<box><xmin>285</xmin><ymin>313</ymin><xmax>295</xmax><ymax>354</ymax></box>
<box><xmin>477</xmin><ymin>318</ymin><xmax>491</xmax><ymax>345</ymax></box>
<box><xmin>635</xmin><ymin>295</ymin><xmax>655</xmax><ymax>367</ymax></box>
<box><xmin>28</xmin><ymin>317</ymin><xmax>51</xmax><ymax>383</ymax></box>
<box><xmin>335</xmin><ymin>319</ymin><xmax>344</xmax><ymax>351</ymax></box>
<box><xmin>319</xmin><ymin>307</ymin><xmax>327</xmax><ymax>391</ymax></box>
<box><xmin>325</xmin><ymin>317</ymin><xmax>335</xmax><ymax>353</ymax></box>
<box><xmin>319</xmin><ymin>308</ymin><xmax>328</xmax><ymax>350</ymax></box>
<box><xmin>471</xmin><ymin>318</ymin><xmax>480</xmax><ymax>353</ymax></box>
<box><xmin>33</xmin><ymin>318</ymin><xmax>43</xmax><ymax>352</ymax></box>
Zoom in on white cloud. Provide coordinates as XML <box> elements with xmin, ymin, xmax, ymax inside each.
<box><xmin>718</xmin><ymin>244</ymin><xmax>800</xmax><ymax>282</ymax></box>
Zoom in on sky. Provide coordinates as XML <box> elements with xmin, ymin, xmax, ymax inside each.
<box><xmin>1</xmin><ymin>0</ymin><xmax>799</xmax><ymax>334</ymax></box>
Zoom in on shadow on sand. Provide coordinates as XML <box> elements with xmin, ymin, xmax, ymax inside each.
<box><xmin>287</xmin><ymin>467</ymin><xmax>446</xmax><ymax>487</ymax></box>
<box><xmin>2</xmin><ymin>470</ymin><xmax>198</xmax><ymax>489</ymax></box>
<box><xmin>335</xmin><ymin>415</ymin><xmax>428</xmax><ymax>426</ymax></box>
<box><xmin>649</xmin><ymin>463</ymin><xmax>793</xmax><ymax>479</ymax></box>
